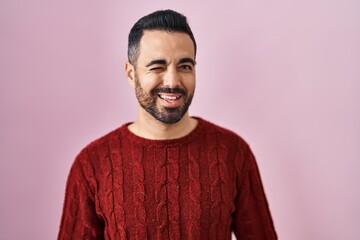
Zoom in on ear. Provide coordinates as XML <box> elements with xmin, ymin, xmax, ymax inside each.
<box><xmin>125</xmin><ymin>61</ymin><xmax>135</xmax><ymax>88</ymax></box>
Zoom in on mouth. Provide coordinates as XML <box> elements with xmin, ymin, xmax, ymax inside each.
<box><xmin>157</xmin><ymin>93</ymin><xmax>182</xmax><ymax>107</ymax></box>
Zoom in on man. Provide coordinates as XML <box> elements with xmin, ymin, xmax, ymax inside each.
<box><xmin>58</xmin><ymin>9</ymin><xmax>277</xmax><ymax>239</ymax></box>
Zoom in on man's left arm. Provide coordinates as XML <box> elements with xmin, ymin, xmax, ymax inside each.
<box><xmin>231</xmin><ymin>143</ymin><xmax>277</xmax><ymax>239</ymax></box>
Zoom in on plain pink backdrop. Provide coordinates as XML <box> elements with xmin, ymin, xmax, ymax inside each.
<box><xmin>1</xmin><ymin>1</ymin><xmax>359</xmax><ymax>239</ymax></box>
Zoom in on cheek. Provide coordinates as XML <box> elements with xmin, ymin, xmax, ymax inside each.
<box><xmin>139</xmin><ymin>75</ymin><xmax>162</xmax><ymax>91</ymax></box>
<box><xmin>184</xmin><ymin>78</ymin><xmax>196</xmax><ymax>92</ymax></box>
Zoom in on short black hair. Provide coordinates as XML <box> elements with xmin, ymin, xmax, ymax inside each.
<box><xmin>128</xmin><ymin>9</ymin><xmax>197</xmax><ymax>65</ymax></box>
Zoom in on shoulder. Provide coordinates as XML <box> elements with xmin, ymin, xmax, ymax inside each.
<box><xmin>72</xmin><ymin>123</ymin><xmax>129</xmax><ymax>167</ymax></box>
<box><xmin>86</xmin><ymin>124</ymin><xmax>126</xmax><ymax>150</ymax></box>
<box><xmin>196</xmin><ymin>117</ymin><xmax>249</xmax><ymax>149</ymax></box>
<box><xmin>196</xmin><ymin>118</ymin><xmax>256</xmax><ymax>173</ymax></box>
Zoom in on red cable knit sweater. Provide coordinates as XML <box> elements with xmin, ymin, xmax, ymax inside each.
<box><xmin>58</xmin><ymin>118</ymin><xmax>277</xmax><ymax>239</ymax></box>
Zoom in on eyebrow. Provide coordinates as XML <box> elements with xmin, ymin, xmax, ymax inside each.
<box><xmin>145</xmin><ymin>58</ymin><xmax>195</xmax><ymax>68</ymax></box>
<box><xmin>145</xmin><ymin>59</ymin><xmax>167</xmax><ymax>68</ymax></box>
<box><xmin>178</xmin><ymin>58</ymin><xmax>195</xmax><ymax>66</ymax></box>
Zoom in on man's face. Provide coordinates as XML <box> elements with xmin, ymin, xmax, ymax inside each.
<box><xmin>131</xmin><ymin>30</ymin><xmax>196</xmax><ymax>124</ymax></box>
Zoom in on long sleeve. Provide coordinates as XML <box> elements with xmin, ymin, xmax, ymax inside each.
<box><xmin>58</xmin><ymin>153</ymin><xmax>104</xmax><ymax>240</ymax></box>
<box><xmin>232</xmin><ymin>144</ymin><xmax>277</xmax><ymax>239</ymax></box>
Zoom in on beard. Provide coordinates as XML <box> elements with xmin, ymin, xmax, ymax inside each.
<box><xmin>134</xmin><ymin>74</ymin><xmax>194</xmax><ymax>124</ymax></box>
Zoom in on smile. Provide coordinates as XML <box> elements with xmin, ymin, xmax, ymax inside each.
<box><xmin>158</xmin><ymin>94</ymin><xmax>182</xmax><ymax>100</ymax></box>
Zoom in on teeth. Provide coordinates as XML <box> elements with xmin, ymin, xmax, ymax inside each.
<box><xmin>159</xmin><ymin>94</ymin><xmax>181</xmax><ymax>100</ymax></box>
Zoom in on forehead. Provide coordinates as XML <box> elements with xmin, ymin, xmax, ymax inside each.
<box><xmin>138</xmin><ymin>30</ymin><xmax>195</xmax><ymax>62</ymax></box>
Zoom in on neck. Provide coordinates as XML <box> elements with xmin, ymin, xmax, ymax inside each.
<box><xmin>128</xmin><ymin>108</ymin><xmax>198</xmax><ymax>140</ymax></box>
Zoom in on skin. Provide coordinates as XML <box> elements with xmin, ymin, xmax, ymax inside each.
<box><xmin>125</xmin><ymin>30</ymin><xmax>198</xmax><ymax>140</ymax></box>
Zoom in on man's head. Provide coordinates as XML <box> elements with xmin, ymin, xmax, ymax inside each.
<box><xmin>126</xmin><ymin>10</ymin><xmax>197</xmax><ymax>125</ymax></box>
<box><xmin>128</xmin><ymin>9</ymin><xmax>197</xmax><ymax>66</ymax></box>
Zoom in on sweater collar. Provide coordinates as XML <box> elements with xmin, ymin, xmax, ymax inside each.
<box><xmin>120</xmin><ymin>117</ymin><xmax>206</xmax><ymax>147</ymax></box>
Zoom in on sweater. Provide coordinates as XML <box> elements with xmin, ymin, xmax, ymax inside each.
<box><xmin>58</xmin><ymin>118</ymin><xmax>277</xmax><ymax>239</ymax></box>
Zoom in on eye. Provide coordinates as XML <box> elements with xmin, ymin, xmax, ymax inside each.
<box><xmin>179</xmin><ymin>65</ymin><xmax>193</xmax><ymax>71</ymax></box>
<box><xmin>149</xmin><ymin>66</ymin><xmax>165</xmax><ymax>72</ymax></box>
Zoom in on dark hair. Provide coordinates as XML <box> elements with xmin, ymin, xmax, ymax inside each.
<box><xmin>128</xmin><ymin>9</ymin><xmax>197</xmax><ymax>65</ymax></box>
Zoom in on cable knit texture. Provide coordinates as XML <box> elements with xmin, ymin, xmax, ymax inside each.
<box><xmin>58</xmin><ymin>118</ymin><xmax>277</xmax><ymax>239</ymax></box>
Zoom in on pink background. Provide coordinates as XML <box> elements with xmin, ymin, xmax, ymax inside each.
<box><xmin>1</xmin><ymin>1</ymin><xmax>359</xmax><ymax>239</ymax></box>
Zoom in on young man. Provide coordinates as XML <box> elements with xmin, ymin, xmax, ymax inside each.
<box><xmin>58</xmin><ymin>10</ymin><xmax>277</xmax><ymax>239</ymax></box>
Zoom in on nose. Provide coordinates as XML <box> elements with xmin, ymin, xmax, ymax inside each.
<box><xmin>163</xmin><ymin>66</ymin><xmax>181</xmax><ymax>88</ymax></box>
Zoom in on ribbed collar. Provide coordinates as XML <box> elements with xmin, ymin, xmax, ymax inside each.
<box><xmin>119</xmin><ymin>117</ymin><xmax>207</xmax><ymax>147</ymax></box>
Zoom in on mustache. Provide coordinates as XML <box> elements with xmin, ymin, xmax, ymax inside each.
<box><xmin>152</xmin><ymin>87</ymin><xmax>186</xmax><ymax>95</ymax></box>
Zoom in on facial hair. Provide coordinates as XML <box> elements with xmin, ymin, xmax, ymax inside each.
<box><xmin>134</xmin><ymin>74</ymin><xmax>194</xmax><ymax>124</ymax></box>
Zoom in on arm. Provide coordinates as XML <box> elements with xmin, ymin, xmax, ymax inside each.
<box><xmin>232</xmin><ymin>144</ymin><xmax>277</xmax><ymax>239</ymax></box>
<box><xmin>58</xmin><ymin>153</ymin><xmax>104</xmax><ymax>240</ymax></box>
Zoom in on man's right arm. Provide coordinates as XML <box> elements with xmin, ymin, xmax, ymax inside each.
<box><xmin>58</xmin><ymin>153</ymin><xmax>104</xmax><ymax>240</ymax></box>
